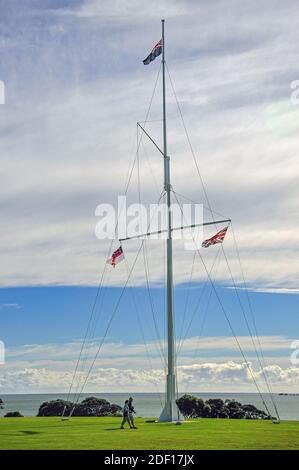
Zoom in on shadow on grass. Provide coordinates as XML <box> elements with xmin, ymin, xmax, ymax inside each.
<box><xmin>20</xmin><ymin>430</ymin><xmax>42</xmax><ymax>435</ymax></box>
<box><xmin>104</xmin><ymin>427</ymin><xmax>143</xmax><ymax>431</ymax></box>
<box><xmin>104</xmin><ymin>428</ymin><xmax>134</xmax><ymax>431</ymax></box>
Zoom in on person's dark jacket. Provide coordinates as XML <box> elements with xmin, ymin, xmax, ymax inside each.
<box><xmin>128</xmin><ymin>402</ymin><xmax>136</xmax><ymax>414</ymax></box>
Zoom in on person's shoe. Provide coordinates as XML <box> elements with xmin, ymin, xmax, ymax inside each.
<box><xmin>120</xmin><ymin>426</ymin><xmax>124</xmax><ymax>429</ymax></box>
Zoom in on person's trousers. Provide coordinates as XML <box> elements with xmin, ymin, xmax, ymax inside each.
<box><xmin>121</xmin><ymin>415</ymin><xmax>131</xmax><ymax>427</ymax></box>
<box><xmin>129</xmin><ymin>412</ymin><xmax>135</xmax><ymax>427</ymax></box>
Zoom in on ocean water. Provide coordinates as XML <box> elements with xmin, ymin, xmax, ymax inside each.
<box><xmin>0</xmin><ymin>392</ymin><xmax>298</xmax><ymax>420</ymax></box>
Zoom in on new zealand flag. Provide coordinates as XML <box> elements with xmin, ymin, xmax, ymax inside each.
<box><xmin>143</xmin><ymin>39</ymin><xmax>162</xmax><ymax>65</ymax></box>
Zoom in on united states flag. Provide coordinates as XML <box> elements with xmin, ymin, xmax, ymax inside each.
<box><xmin>202</xmin><ymin>226</ymin><xmax>229</xmax><ymax>248</ymax></box>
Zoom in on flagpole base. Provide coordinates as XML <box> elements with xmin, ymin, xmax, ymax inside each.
<box><xmin>159</xmin><ymin>400</ymin><xmax>182</xmax><ymax>422</ymax></box>
<box><xmin>158</xmin><ymin>374</ymin><xmax>183</xmax><ymax>422</ymax></box>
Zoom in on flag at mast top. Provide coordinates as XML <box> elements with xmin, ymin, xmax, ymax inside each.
<box><xmin>142</xmin><ymin>38</ymin><xmax>162</xmax><ymax>65</ymax></box>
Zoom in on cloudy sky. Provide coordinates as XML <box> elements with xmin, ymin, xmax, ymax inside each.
<box><xmin>0</xmin><ymin>0</ymin><xmax>299</xmax><ymax>397</ymax></box>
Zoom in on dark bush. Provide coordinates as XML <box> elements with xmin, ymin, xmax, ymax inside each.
<box><xmin>37</xmin><ymin>399</ymin><xmax>72</xmax><ymax>417</ymax></box>
<box><xmin>37</xmin><ymin>397</ymin><xmax>122</xmax><ymax>417</ymax></box>
<box><xmin>4</xmin><ymin>411</ymin><xmax>23</xmax><ymax>417</ymax></box>
<box><xmin>176</xmin><ymin>395</ymin><xmax>270</xmax><ymax>420</ymax></box>
<box><xmin>216</xmin><ymin>411</ymin><xmax>229</xmax><ymax>418</ymax></box>
<box><xmin>231</xmin><ymin>410</ymin><xmax>246</xmax><ymax>419</ymax></box>
<box><xmin>225</xmin><ymin>400</ymin><xmax>242</xmax><ymax>411</ymax></box>
<box><xmin>206</xmin><ymin>398</ymin><xmax>226</xmax><ymax>418</ymax></box>
<box><xmin>202</xmin><ymin>404</ymin><xmax>211</xmax><ymax>418</ymax></box>
<box><xmin>176</xmin><ymin>394</ymin><xmax>204</xmax><ymax>418</ymax></box>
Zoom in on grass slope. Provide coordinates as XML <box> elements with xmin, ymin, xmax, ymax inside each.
<box><xmin>0</xmin><ymin>417</ymin><xmax>298</xmax><ymax>450</ymax></box>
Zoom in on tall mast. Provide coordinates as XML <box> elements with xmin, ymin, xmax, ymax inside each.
<box><xmin>159</xmin><ymin>18</ymin><xmax>180</xmax><ymax>422</ymax></box>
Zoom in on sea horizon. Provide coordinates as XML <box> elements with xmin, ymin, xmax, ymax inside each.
<box><xmin>1</xmin><ymin>392</ymin><xmax>298</xmax><ymax>421</ymax></box>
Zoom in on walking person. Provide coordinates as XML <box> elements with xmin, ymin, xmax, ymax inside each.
<box><xmin>120</xmin><ymin>400</ymin><xmax>132</xmax><ymax>429</ymax></box>
<box><xmin>128</xmin><ymin>397</ymin><xmax>138</xmax><ymax>429</ymax></box>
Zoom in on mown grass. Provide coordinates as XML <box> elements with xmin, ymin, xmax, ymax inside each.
<box><xmin>0</xmin><ymin>417</ymin><xmax>298</xmax><ymax>450</ymax></box>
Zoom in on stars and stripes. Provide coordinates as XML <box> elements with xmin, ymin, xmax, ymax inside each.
<box><xmin>143</xmin><ymin>39</ymin><xmax>162</xmax><ymax>65</ymax></box>
<box><xmin>202</xmin><ymin>226</ymin><xmax>229</xmax><ymax>248</ymax></box>
<box><xmin>107</xmin><ymin>246</ymin><xmax>124</xmax><ymax>267</ymax></box>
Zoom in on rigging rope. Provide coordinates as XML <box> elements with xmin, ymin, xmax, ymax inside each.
<box><xmin>166</xmin><ymin>64</ymin><xmax>279</xmax><ymax>421</ymax></box>
<box><xmin>171</xmin><ymin>191</ymin><xmax>230</xmax><ymax>221</ymax></box>
<box><xmin>63</xmin><ymin>64</ymin><xmax>163</xmax><ymax>418</ymax></box>
<box><xmin>67</xmin><ymin>209</ymin><xmax>158</xmax><ymax>415</ymax></box>
<box><xmin>220</xmin><ymin>244</ymin><xmax>280</xmax><ymax>420</ymax></box>
<box><xmin>68</xmin><ymin>191</ymin><xmax>166</xmax><ymax>414</ymax></box>
<box><xmin>183</xmin><ymin>249</ymin><xmax>222</xmax><ymax>394</ymax></box>
<box><xmin>176</xmin><ymin>245</ymin><xmax>221</xmax><ymax>356</ymax></box>
<box><xmin>70</xmin><ymin>266</ymin><xmax>113</xmax><ymax>406</ymax></box>
<box><xmin>165</xmin><ymin>64</ymin><xmax>214</xmax><ymax>218</ymax></box>
<box><xmin>172</xmin><ymin>190</ymin><xmax>273</xmax><ymax>419</ymax></box>
<box><xmin>137</xmin><ymin>125</ymin><xmax>167</xmax><ymax>368</ymax></box>
<box><xmin>142</xmin><ymin>239</ymin><xmax>167</xmax><ymax>369</ymax></box>
<box><xmin>63</xmin><ymin>141</ymin><xmax>140</xmax><ymax>415</ymax></box>
<box><xmin>171</xmin><ymin>192</ymin><xmax>279</xmax><ymax>416</ymax></box>
<box><xmin>124</xmin><ymin>259</ymin><xmax>165</xmax><ymax>407</ymax></box>
<box><xmin>172</xmin><ymin>192</ymin><xmax>280</xmax><ymax>420</ymax></box>
<box><xmin>62</xmin><ymin>239</ymin><xmax>113</xmax><ymax>416</ymax></box>
<box><xmin>230</xmin><ymin>222</ymin><xmax>280</xmax><ymax>421</ymax></box>
<box><xmin>172</xmin><ymin>191</ymin><xmax>222</xmax><ymax>355</ymax></box>
<box><xmin>177</xmin><ymin>252</ymin><xmax>196</xmax><ymax>355</ymax></box>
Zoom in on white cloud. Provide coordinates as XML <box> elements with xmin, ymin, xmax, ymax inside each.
<box><xmin>1</xmin><ymin>336</ymin><xmax>297</xmax><ymax>393</ymax></box>
<box><xmin>71</xmin><ymin>0</ymin><xmax>185</xmax><ymax>19</ymax></box>
<box><xmin>1</xmin><ymin>361</ymin><xmax>299</xmax><ymax>394</ymax></box>
<box><xmin>231</xmin><ymin>287</ymin><xmax>299</xmax><ymax>295</ymax></box>
<box><xmin>179</xmin><ymin>361</ymin><xmax>299</xmax><ymax>390</ymax></box>
<box><xmin>0</xmin><ymin>303</ymin><xmax>21</xmax><ymax>310</ymax></box>
<box><xmin>5</xmin><ymin>335</ymin><xmax>294</xmax><ymax>361</ymax></box>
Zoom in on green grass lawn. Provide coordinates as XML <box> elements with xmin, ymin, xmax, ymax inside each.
<box><xmin>0</xmin><ymin>417</ymin><xmax>298</xmax><ymax>450</ymax></box>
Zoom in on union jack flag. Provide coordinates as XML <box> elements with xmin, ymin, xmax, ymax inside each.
<box><xmin>143</xmin><ymin>39</ymin><xmax>162</xmax><ymax>65</ymax></box>
<box><xmin>107</xmin><ymin>246</ymin><xmax>124</xmax><ymax>267</ymax></box>
<box><xmin>202</xmin><ymin>226</ymin><xmax>229</xmax><ymax>248</ymax></box>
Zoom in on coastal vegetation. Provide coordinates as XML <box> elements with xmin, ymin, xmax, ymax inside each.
<box><xmin>37</xmin><ymin>396</ymin><xmax>122</xmax><ymax>417</ymax></box>
<box><xmin>176</xmin><ymin>394</ymin><xmax>272</xmax><ymax>420</ymax></box>
<box><xmin>4</xmin><ymin>411</ymin><xmax>23</xmax><ymax>418</ymax></box>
